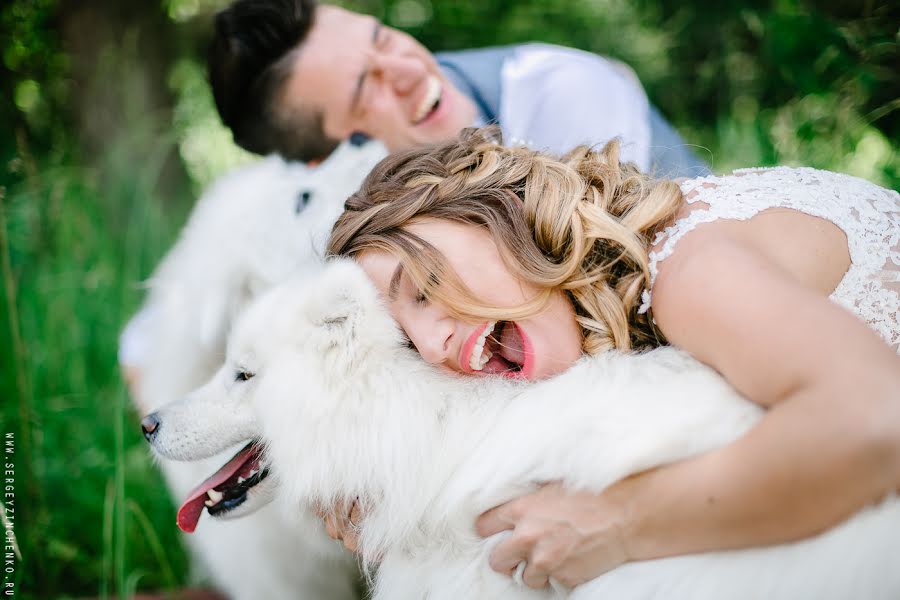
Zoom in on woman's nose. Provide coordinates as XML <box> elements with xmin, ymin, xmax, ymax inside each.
<box><xmin>406</xmin><ymin>313</ymin><xmax>455</xmax><ymax>366</ymax></box>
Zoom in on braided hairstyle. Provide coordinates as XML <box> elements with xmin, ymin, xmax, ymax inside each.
<box><xmin>327</xmin><ymin>128</ymin><xmax>683</xmax><ymax>353</ymax></box>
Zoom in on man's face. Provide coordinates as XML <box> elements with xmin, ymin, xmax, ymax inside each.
<box><xmin>281</xmin><ymin>5</ymin><xmax>478</xmax><ymax>153</ymax></box>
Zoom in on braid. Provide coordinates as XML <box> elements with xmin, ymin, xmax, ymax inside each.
<box><xmin>328</xmin><ymin>127</ymin><xmax>683</xmax><ymax>352</ymax></box>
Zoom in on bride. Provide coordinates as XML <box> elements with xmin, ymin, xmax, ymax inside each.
<box><xmin>323</xmin><ymin>127</ymin><xmax>900</xmax><ymax>588</ymax></box>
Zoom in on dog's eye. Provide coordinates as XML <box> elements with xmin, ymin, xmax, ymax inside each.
<box><xmin>295</xmin><ymin>190</ymin><xmax>312</xmax><ymax>214</ymax></box>
<box><xmin>234</xmin><ymin>370</ymin><xmax>255</xmax><ymax>382</ymax></box>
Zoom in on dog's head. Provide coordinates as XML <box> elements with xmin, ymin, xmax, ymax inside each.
<box><xmin>143</xmin><ymin>258</ymin><xmax>411</xmax><ymax>532</ymax></box>
<box><xmin>144</xmin><ymin>140</ymin><xmax>388</xmax><ymax>370</ymax></box>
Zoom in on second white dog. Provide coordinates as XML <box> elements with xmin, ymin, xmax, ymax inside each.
<box><xmin>127</xmin><ymin>142</ymin><xmax>386</xmax><ymax>599</ymax></box>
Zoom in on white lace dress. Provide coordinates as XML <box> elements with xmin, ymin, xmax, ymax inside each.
<box><xmin>639</xmin><ymin>167</ymin><xmax>900</xmax><ymax>353</ymax></box>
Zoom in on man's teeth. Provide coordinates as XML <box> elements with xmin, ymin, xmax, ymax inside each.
<box><xmin>469</xmin><ymin>321</ymin><xmax>497</xmax><ymax>371</ymax></box>
<box><xmin>413</xmin><ymin>76</ymin><xmax>442</xmax><ymax>124</ymax></box>
<box><xmin>205</xmin><ymin>489</ymin><xmax>224</xmax><ymax>507</ymax></box>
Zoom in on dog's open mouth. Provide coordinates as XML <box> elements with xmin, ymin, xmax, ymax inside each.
<box><xmin>176</xmin><ymin>441</ymin><xmax>270</xmax><ymax>533</ymax></box>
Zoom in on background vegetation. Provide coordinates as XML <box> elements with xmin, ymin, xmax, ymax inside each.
<box><xmin>1</xmin><ymin>0</ymin><xmax>897</xmax><ymax>597</ymax></box>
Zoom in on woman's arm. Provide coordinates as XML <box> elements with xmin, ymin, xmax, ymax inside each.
<box><xmin>478</xmin><ymin>230</ymin><xmax>900</xmax><ymax>589</ymax></box>
<box><xmin>625</xmin><ymin>231</ymin><xmax>900</xmax><ymax>554</ymax></box>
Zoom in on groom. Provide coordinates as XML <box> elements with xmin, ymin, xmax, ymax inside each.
<box><xmin>208</xmin><ymin>0</ymin><xmax>710</xmax><ymax>177</ymax></box>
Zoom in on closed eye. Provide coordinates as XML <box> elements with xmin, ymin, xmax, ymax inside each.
<box><xmin>350</xmin><ymin>20</ymin><xmax>383</xmax><ymax>115</ymax></box>
<box><xmin>400</xmin><ymin>331</ymin><xmax>417</xmax><ymax>351</ymax></box>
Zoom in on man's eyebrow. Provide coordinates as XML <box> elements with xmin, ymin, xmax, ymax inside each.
<box><xmin>387</xmin><ymin>262</ymin><xmax>403</xmax><ymax>301</ymax></box>
<box><xmin>350</xmin><ymin>20</ymin><xmax>382</xmax><ymax>112</ymax></box>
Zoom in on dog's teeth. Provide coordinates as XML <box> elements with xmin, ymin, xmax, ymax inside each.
<box><xmin>237</xmin><ymin>476</ymin><xmax>246</xmax><ymax>484</ymax></box>
<box><xmin>207</xmin><ymin>489</ymin><xmax>224</xmax><ymax>503</ymax></box>
<box><xmin>248</xmin><ymin>469</ymin><xmax>258</xmax><ymax>477</ymax></box>
<box><xmin>204</xmin><ymin>499</ymin><xmax>214</xmax><ymax>507</ymax></box>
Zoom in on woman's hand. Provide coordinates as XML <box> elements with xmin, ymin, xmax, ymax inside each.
<box><xmin>476</xmin><ymin>481</ymin><xmax>633</xmax><ymax>589</ymax></box>
<box><xmin>317</xmin><ymin>497</ymin><xmax>363</xmax><ymax>553</ymax></box>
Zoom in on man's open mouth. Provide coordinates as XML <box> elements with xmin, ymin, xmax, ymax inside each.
<box><xmin>412</xmin><ymin>75</ymin><xmax>443</xmax><ymax>125</ymax></box>
<box><xmin>176</xmin><ymin>441</ymin><xmax>270</xmax><ymax>533</ymax></box>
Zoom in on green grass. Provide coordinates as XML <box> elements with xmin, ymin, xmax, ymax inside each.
<box><xmin>1</xmin><ymin>1</ymin><xmax>897</xmax><ymax>597</ymax></box>
<box><xmin>0</xmin><ymin>125</ymin><xmax>194</xmax><ymax>599</ymax></box>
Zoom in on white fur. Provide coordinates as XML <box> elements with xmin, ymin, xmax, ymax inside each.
<box><xmin>129</xmin><ymin>142</ymin><xmax>387</xmax><ymax>599</ymax></box>
<box><xmin>177</xmin><ymin>259</ymin><xmax>900</xmax><ymax>600</ymax></box>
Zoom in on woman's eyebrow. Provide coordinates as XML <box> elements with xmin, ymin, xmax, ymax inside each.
<box><xmin>387</xmin><ymin>262</ymin><xmax>404</xmax><ymax>301</ymax></box>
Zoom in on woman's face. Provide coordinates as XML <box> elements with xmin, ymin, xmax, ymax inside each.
<box><xmin>357</xmin><ymin>219</ymin><xmax>583</xmax><ymax>380</ymax></box>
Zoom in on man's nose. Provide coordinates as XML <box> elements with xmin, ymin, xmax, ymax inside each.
<box><xmin>372</xmin><ymin>53</ymin><xmax>427</xmax><ymax>96</ymax></box>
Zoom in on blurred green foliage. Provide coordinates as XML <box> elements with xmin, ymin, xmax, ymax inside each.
<box><xmin>1</xmin><ymin>0</ymin><xmax>897</xmax><ymax>597</ymax></box>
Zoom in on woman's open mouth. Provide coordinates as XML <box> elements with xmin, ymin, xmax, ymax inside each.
<box><xmin>461</xmin><ymin>321</ymin><xmax>534</xmax><ymax>379</ymax></box>
<box><xmin>176</xmin><ymin>441</ymin><xmax>270</xmax><ymax>533</ymax></box>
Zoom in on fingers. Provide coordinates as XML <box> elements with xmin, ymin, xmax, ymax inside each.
<box><xmin>479</xmin><ymin>485</ymin><xmax>569</xmax><ymax>591</ymax></box>
<box><xmin>317</xmin><ymin>502</ymin><xmax>343</xmax><ymax>540</ymax></box>
<box><xmin>317</xmin><ymin>497</ymin><xmax>362</xmax><ymax>553</ymax></box>
<box><xmin>521</xmin><ymin>560</ymin><xmax>550</xmax><ymax>590</ymax></box>
<box><xmin>488</xmin><ymin>528</ymin><xmax>533</xmax><ymax>574</ymax></box>
<box><xmin>477</xmin><ymin>482</ymin><xmax>561</xmax><ymax>538</ymax></box>
<box><xmin>348</xmin><ymin>496</ymin><xmax>362</xmax><ymax>527</ymax></box>
<box><xmin>488</xmin><ymin>528</ymin><xmax>560</xmax><ymax>590</ymax></box>
<box><xmin>342</xmin><ymin>528</ymin><xmax>360</xmax><ymax>553</ymax></box>
<box><xmin>476</xmin><ymin>501</ymin><xmax>518</xmax><ymax>538</ymax></box>
<box><xmin>324</xmin><ymin>514</ymin><xmax>339</xmax><ymax>540</ymax></box>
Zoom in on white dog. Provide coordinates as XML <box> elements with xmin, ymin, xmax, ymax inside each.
<box><xmin>145</xmin><ymin>259</ymin><xmax>900</xmax><ymax>600</ymax></box>
<box><xmin>124</xmin><ymin>142</ymin><xmax>386</xmax><ymax>599</ymax></box>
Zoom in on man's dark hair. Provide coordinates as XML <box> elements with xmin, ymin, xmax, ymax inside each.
<box><xmin>208</xmin><ymin>0</ymin><xmax>340</xmax><ymax>162</ymax></box>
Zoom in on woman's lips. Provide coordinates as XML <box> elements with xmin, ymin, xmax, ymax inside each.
<box><xmin>458</xmin><ymin>321</ymin><xmax>535</xmax><ymax>380</ymax></box>
<box><xmin>512</xmin><ymin>321</ymin><xmax>534</xmax><ymax>380</ymax></box>
<box><xmin>506</xmin><ymin>322</ymin><xmax>535</xmax><ymax>380</ymax></box>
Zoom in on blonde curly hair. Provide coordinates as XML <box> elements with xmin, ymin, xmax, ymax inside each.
<box><xmin>327</xmin><ymin>128</ymin><xmax>684</xmax><ymax>353</ymax></box>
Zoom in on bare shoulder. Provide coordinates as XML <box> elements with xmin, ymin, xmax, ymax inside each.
<box><xmin>650</xmin><ymin>226</ymin><xmax>866</xmax><ymax>407</ymax></box>
<box><xmin>658</xmin><ymin>173</ymin><xmax>852</xmax><ymax>296</ymax></box>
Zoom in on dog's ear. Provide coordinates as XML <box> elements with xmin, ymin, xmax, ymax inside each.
<box><xmin>299</xmin><ymin>259</ymin><xmax>398</xmax><ymax>353</ymax></box>
<box><xmin>308</xmin><ymin>259</ymin><xmax>374</xmax><ymax>321</ymax></box>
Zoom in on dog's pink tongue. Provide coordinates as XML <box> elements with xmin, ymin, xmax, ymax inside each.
<box><xmin>176</xmin><ymin>444</ymin><xmax>256</xmax><ymax>533</ymax></box>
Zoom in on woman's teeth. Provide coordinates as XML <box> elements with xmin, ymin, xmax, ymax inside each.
<box><xmin>412</xmin><ymin>76</ymin><xmax>442</xmax><ymax>124</ymax></box>
<box><xmin>469</xmin><ymin>321</ymin><xmax>497</xmax><ymax>371</ymax></box>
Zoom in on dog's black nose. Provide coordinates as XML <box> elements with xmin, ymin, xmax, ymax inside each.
<box><xmin>141</xmin><ymin>413</ymin><xmax>160</xmax><ymax>442</ymax></box>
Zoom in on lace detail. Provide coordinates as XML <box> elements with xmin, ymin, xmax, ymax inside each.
<box><xmin>639</xmin><ymin>167</ymin><xmax>900</xmax><ymax>352</ymax></box>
